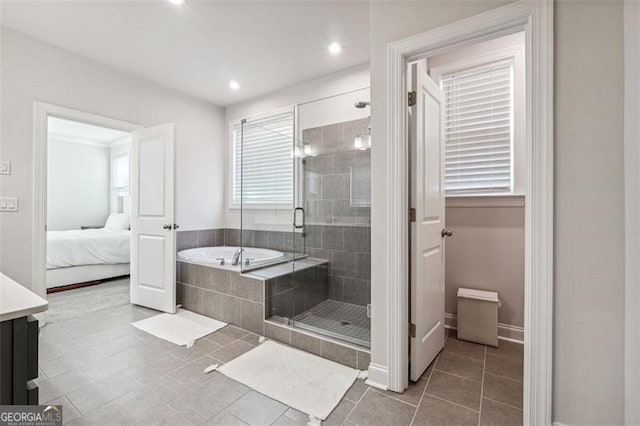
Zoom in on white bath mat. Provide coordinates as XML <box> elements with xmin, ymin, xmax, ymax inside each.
<box><xmin>131</xmin><ymin>308</ymin><xmax>226</xmax><ymax>346</ymax></box>
<box><xmin>217</xmin><ymin>340</ymin><xmax>360</xmax><ymax>420</ymax></box>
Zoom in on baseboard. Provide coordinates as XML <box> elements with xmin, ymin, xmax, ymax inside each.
<box><xmin>366</xmin><ymin>362</ymin><xmax>389</xmax><ymax>391</ymax></box>
<box><xmin>46</xmin><ymin>280</ymin><xmax>101</xmax><ymax>294</ymax></box>
<box><xmin>445</xmin><ymin>313</ymin><xmax>524</xmax><ymax>343</ymax></box>
<box><xmin>552</xmin><ymin>422</ymin><xmax>569</xmax><ymax>426</ymax></box>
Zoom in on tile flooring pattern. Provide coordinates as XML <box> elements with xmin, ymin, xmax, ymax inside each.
<box><xmin>38</xmin><ymin>297</ymin><xmax>522</xmax><ymax>425</ymax></box>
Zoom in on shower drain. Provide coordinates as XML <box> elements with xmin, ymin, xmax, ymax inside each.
<box><xmin>339</xmin><ymin>320</ymin><xmax>352</xmax><ymax>327</ymax></box>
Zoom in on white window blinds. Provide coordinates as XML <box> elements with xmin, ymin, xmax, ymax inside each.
<box><xmin>442</xmin><ymin>61</ymin><xmax>514</xmax><ymax>195</ymax></box>
<box><xmin>111</xmin><ymin>152</ymin><xmax>129</xmax><ymax>212</ymax></box>
<box><xmin>232</xmin><ymin>110</ymin><xmax>294</xmax><ymax>205</ymax></box>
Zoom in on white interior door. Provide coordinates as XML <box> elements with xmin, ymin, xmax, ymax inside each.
<box><xmin>130</xmin><ymin>123</ymin><xmax>176</xmax><ymax>313</ymax></box>
<box><xmin>409</xmin><ymin>61</ymin><xmax>446</xmax><ymax>381</ymax></box>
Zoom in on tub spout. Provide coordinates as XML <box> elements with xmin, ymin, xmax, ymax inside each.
<box><xmin>231</xmin><ymin>248</ymin><xmax>244</xmax><ymax>266</ymax></box>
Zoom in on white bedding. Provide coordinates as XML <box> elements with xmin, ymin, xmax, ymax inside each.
<box><xmin>47</xmin><ymin>229</ymin><xmax>130</xmax><ymax>269</ymax></box>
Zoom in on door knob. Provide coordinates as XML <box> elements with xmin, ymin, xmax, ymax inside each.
<box><xmin>163</xmin><ymin>224</ymin><xmax>172</xmax><ymax>230</ymax></box>
<box><xmin>441</xmin><ymin>228</ymin><xmax>453</xmax><ymax>238</ymax></box>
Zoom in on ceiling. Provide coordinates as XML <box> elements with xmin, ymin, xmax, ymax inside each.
<box><xmin>48</xmin><ymin>117</ymin><xmax>131</xmax><ymax>146</ymax></box>
<box><xmin>0</xmin><ymin>1</ymin><xmax>370</xmax><ymax>107</ymax></box>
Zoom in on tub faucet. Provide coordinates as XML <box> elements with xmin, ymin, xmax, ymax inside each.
<box><xmin>231</xmin><ymin>248</ymin><xmax>244</xmax><ymax>266</ymax></box>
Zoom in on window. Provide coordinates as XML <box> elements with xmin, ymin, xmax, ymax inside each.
<box><xmin>350</xmin><ymin>162</ymin><xmax>371</xmax><ymax>207</ymax></box>
<box><xmin>231</xmin><ymin>110</ymin><xmax>294</xmax><ymax>207</ymax></box>
<box><xmin>442</xmin><ymin>60</ymin><xmax>514</xmax><ymax>195</ymax></box>
<box><xmin>110</xmin><ymin>152</ymin><xmax>129</xmax><ymax>212</ymax></box>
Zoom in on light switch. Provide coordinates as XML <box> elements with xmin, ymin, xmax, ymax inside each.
<box><xmin>0</xmin><ymin>161</ymin><xmax>11</xmax><ymax>175</ymax></box>
<box><xmin>0</xmin><ymin>197</ymin><xmax>18</xmax><ymax>212</ymax></box>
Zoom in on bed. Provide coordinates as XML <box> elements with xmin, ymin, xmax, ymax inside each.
<box><xmin>46</xmin><ymin>225</ymin><xmax>131</xmax><ymax>290</ymax></box>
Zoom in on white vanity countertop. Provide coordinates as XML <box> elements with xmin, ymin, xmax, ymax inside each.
<box><xmin>0</xmin><ymin>272</ymin><xmax>48</xmax><ymax>322</ymax></box>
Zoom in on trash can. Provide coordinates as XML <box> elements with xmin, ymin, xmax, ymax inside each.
<box><xmin>457</xmin><ymin>288</ymin><xmax>501</xmax><ymax>347</ymax></box>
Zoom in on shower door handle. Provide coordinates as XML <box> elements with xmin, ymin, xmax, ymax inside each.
<box><xmin>294</xmin><ymin>207</ymin><xmax>305</xmax><ymax>229</ymax></box>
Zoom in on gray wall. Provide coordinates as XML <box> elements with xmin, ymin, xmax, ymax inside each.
<box><xmin>445</xmin><ymin>206</ymin><xmax>524</xmax><ymax>327</ymax></box>
<box><xmin>306</xmin><ymin>225</ymin><xmax>371</xmax><ymax>306</ymax></box>
<box><xmin>302</xmin><ymin>118</ymin><xmax>371</xmax><ymax>226</ymax></box>
<box><xmin>369</xmin><ymin>0</ymin><xmax>625</xmax><ymax>423</ymax></box>
<box><xmin>554</xmin><ymin>0</ymin><xmax>624</xmax><ymax>422</ymax></box>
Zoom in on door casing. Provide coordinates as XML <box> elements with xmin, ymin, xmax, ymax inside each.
<box><xmin>32</xmin><ymin>102</ymin><xmax>142</xmax><ymax>301</ymax></box>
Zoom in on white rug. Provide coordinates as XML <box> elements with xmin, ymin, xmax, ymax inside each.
<box><xmin>131</xmin><ymin>308</ymin><xmax>226</xmax><ymax>346</ymax></box>
<box><xmin>217</xmin><ymin>340</ymin><xmax>360</xmax><ymax>420</ymax></box>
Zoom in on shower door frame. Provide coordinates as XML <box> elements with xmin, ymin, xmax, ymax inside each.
<box><xmin>289</xmin><ymin>89</ymin><xmax>372</xmax><ymax>347</ymax></box>
<box><xmin>378</xmin><ymin>0</ymin><xmax>554</xmax><ymax>425</ymax></box>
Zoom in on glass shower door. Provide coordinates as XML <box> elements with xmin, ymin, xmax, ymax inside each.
<box><xmin>236</xmin><ymin>91</ymin><xmax>372</xmax><ymax>349</ymax></box>
<box><xmin>289</xmin><ymin>88</ymin><xmax>372</xmax><ymax>348</ymax></box>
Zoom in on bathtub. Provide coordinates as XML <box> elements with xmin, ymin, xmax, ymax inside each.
<box><xmin>177</xmin><ymin>246</ymin><xmax>284</xmax><ymax>269</ymax></box>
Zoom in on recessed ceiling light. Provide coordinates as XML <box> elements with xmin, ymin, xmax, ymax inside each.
<box><xmin>328</xmin><ymin>42</ymin><xmax>342</xmax><ymax>54</ymax></box>
<box><xmin>167</xmin><ymin>0</ymin><xmax>185</xmax><ymax>5</ymax></box>
<box><xmin>229</xmin><ymin>80</ymin><xmax>240</xmax><ymax>90</ymax></box>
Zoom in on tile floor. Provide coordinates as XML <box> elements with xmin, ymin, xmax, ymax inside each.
<box><xmin>38</xmin><ymin>288</ymin><xmax>523</xmax><ymax>425</ymax></box>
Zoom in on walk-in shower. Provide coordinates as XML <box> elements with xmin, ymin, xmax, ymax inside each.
<box><xmin>236</xmin><ymin>88</ymin><xmax>372</xmax><ymax>348</ymax></box>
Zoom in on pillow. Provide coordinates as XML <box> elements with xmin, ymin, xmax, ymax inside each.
<box><xmin>104</xmin><ymin>213</ymin><xmax>130</xmax><ymax>230</ymax></box>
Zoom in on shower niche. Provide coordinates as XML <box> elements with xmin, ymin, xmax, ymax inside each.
<box><xmin>238</xmin><ymin>88</ymin><xmax>371</xmax><ymax>349</ymax></box>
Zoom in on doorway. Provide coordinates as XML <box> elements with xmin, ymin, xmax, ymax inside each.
<box><xmin>33</xmin><ymin>103</ymin><xmax>179</xmax><ymax>323</ymax></box>
<box><xmin>380</xmin><ymin>1</ymin><xmax>554</xmax><ymax>424</ymax></box>
<box><xmin>44</xmin><ymin>116</ymin><xmax>133</xmax><ymax>322</ymax></box>
<box><xmin>407</xmin><ymin>31</ymin><xmax>527</xmax><ymax>423</ymax></box>
<box><xmin>32</xmin><ymin>104</ymin><xmax>140</xmax><ymax>324</ymax></box>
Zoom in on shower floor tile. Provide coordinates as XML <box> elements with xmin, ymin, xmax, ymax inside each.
<box><xmin>292</xmin><ymin>299</ymin><xmax>371</xmax><ymax>347</ymax></box>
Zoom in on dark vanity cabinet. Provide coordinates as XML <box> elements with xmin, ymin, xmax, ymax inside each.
<box><xmin>0</xmin><ymin>315</ymin><xmax>40</xmax><ymax>405</ymax></box>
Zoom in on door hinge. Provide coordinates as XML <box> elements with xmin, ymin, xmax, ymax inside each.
<box><xmin>410</xmin><ymin>322</ymin><xmax>416</xmax><ymax>338</ymax></box>
<box><xmin>408</xmin><ymin>91</ymin><xmax>417</xmax><ymax>107</ymax></box>
<box><xmin>409</xmin><ymin>208</ymin><xmax>416</xmax><ymax>223</ymax></box>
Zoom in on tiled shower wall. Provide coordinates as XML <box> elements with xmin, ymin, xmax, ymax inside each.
<box><xmin>302</xmin><ymin>117</ymin><xmax>371</xmax><ymax>226</ymax></box>
<box><xmin>177</xmin><ymin>226</ymin><xmax>371</xmax><ymax>307</ymax></box>
<box><xmin>304</xmin><ymin>225</ymin><xmax>370</xmax><ymax>306</ymax></box>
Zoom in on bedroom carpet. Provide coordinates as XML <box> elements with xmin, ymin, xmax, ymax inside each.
<box><xmin>45</xmin><ymin>277</ymin><xmax>130</xmax><ymax>324</ymax></box>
